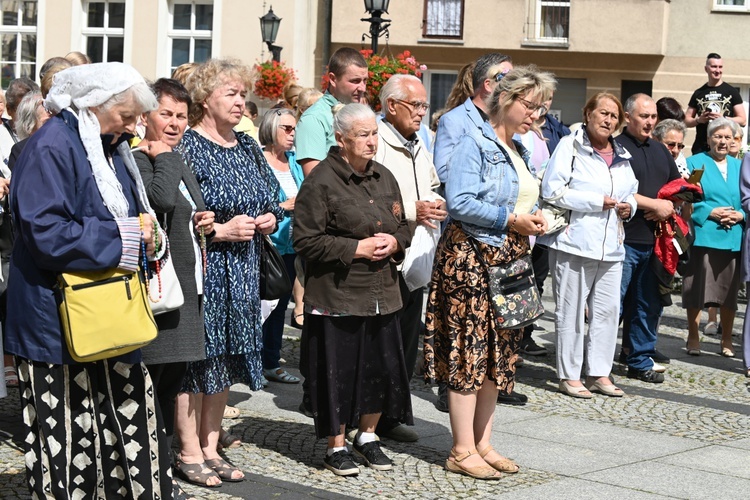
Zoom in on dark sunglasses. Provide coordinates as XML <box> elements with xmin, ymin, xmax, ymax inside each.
<box><xmin>664</xmin><ymin>141</ymin><xmax>685</xmax><ymax>150</ymax></box>
<box><xmin>279</xmin><ymin>124</ymin><xmax>296</xmax><ymax>134</ymax></box>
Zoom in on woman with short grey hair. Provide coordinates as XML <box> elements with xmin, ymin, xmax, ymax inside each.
<box><xmin>683</xmin><ymin>116</ymin><xmax>744</xmax><ymax>358</ymax></box>
<box><xmin>293</xmin><ymin>103</ymin><xmax>413</xmax><ymax>477</ymax></box>
<box><xmin>14</xmin><ymin>91</ymin><xmax>47</xmax><ymax>141</ymax></box>
<box><xmin>259</xmin><ymin>107</ymin><xmax>304</xmax><ymax>383</ymax></box>
<box><xmin>653</xmin><ymin>118</ymin><xmax>688</xmax><ymax>177</ymax></box>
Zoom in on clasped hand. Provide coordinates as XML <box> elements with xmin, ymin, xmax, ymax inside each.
<box><xmin>355</xmin><ymin>233</ymin><xmax>398</xmax><ymax>261</ymax></box>
<box><xmin>711</xmin><ymin>206</ymin><xmax>743</xmax><ymax>228</ymax></box>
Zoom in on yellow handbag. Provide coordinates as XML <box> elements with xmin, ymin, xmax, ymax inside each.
<box><xmin>57</xmin><ymin>268</ymin><xmax>158</xmax><ymax>362</ymax></box>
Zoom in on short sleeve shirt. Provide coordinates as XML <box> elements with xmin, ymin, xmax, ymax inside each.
<box><xmin>688</xmin><ymin>82</ymin><xmax>743</xmax><ymax>154</ymax></box>
<box><xmin>294</xmin><ymin>92</ymin><xmax>340</xmax><ymax>162</ymax></box>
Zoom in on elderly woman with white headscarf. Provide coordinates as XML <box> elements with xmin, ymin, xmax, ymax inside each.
<box><xmin>4</xmin><ymin>62</ymin><xmax>173</xmax><ymax>498</ymax></box>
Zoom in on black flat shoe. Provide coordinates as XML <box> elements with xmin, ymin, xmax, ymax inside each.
<box><xmin>652</xmin><ymin>349</ymin><xmax>670</xmax><ymax>364</ymax></box>
<box><xmin>497</xmin><ymin>390</ymin><xmax>528</xmax><ymax>405</ymax></box>
<box><xmin>290</xmin><ymin>313</ymin><xmax>304</xmax><ymax>329</ymax></box>
<box><xmin>627</xmin><ymin>367</ymin><xmax>664</xmax><ymax>383</ymax></box>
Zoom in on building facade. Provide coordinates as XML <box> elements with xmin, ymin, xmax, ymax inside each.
<box><xmin>330</xmin><ymin>0</ymin><xmax>750</xmax><ymax>147</ymax></box>
<box><xmin>1</xmin><ymin>0</ymin><xmax>320</xmax><ymax>88</ymax></box>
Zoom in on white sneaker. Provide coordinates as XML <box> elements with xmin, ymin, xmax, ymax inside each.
<box><xmin>651</xmin><ymin>360</ymin><xmax>666</xmax><ymax>373</ymax></box>
<box><xmin>704</xmin><ymin>321</ymin><xmax>719</xmax><ymax>335</ymax></box>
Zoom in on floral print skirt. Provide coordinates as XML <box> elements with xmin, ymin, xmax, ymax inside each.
<box><xmin>424</xmin><ymin>221</ymin><xmax>528</xmax><ymax>393</ymax></box>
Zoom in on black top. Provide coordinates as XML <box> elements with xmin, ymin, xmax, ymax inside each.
<box><xmin>293</xmin><ymin>147</ymin><xmax>411</xmax><ymax>316</ymax></box>
<box><xmin>688</xmin><ymin>81</ymin><xmax>743</xmax><ymax>154</ymax></box>
<box><xmin>615</xmin><ymin>128</ymin><xmax>681</xmax><ymax>246</ymax></box>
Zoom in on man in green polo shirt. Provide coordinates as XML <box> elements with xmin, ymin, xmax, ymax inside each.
<box><xmin>296</xmin><ymin>47</ymin><xmax>368</xmax><ymax>175</ymax></box>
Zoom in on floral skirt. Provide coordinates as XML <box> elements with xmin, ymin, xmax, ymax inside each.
<box><xmin>424</xmin><ymin>222</ymin><xmax>528</xmax><ymax>392</ymax></box>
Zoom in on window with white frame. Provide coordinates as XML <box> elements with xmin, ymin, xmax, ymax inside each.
<box><xmin>0</xmin><ymin>0</ymin><xmax>38</xmax><ymax>88</ymax></box>
<box><xmin>422</xmin><ymin>0</ymin><xmax>463</xmax><ymax>38</ymax></box>
<box><xmin>169</xmin><ymin>0</ymin><xmax>213</xmax><ymax>73</ymax></box>
<box><xmin>538</xmin><ymin>0</ymin><xmax>569</xmax><ymax>40</ymax></box>
<box><xmin>714</xmin><ymin>0</ymin><xmax>749</xmax><ymax>11</ymax></box>
<box><xmin>82</xmin><ymin>1</ymin><xmax>125</xmax><ymax>63</ymax></box>
<box><xmin>525</xmin><ymin>0</ymin><xmax>569</xmax><ymax>43</ymax></box>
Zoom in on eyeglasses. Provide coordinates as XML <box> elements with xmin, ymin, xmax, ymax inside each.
<box><xmin>278</xmin><ymin>125</ymin><xmax>296</xmax><ymax>134</ymax></box>
<box><xmin>517</xmin><ymin>97</ymin><xmax>548</xmax><ymax>116</ymax></box>
<box><xmin>493</xmin><ymin>70</ymin><xmax>511</xmax><ymax>82</ymax></box>
<box><xmin>393</xmin><ymin>98</ymin><xmax>430</xmax><ymax>112</ymax></box>
<box><xmin>664</xmin><ymin>141</ymin><xmax>685</xmax><ymax>150</ymax></box>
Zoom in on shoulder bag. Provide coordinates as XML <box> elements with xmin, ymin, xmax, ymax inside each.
<box><xmin>469</xmin><ymin>238</ymin><xmax>544</xmax><ymax>330</ymax></box>
<box><xmin>236</xmin><ymin>136</ymin><xmax>293</xmax><ymax>301</ymax></box>
<box><xmin>149</xmin><ymin>216</ymin><xmax>185</xmax><ymax>315</ymax></box>
<box><xmin>58</xmin><ymin>268</ymin><xmax>158</xmax><ymax>362</ymax></box>
<box><xmin>260</xmin><ymin>234</ymin><xmax>292</xmax><ymax>300</ymax></box>
<box><xmin>540</xmin><ymin>146</ymin><xmax>577</xmax><ymax>235</ymax></box>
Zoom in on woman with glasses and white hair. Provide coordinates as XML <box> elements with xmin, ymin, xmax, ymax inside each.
<box><xmin>258</xmin><ymin>107</ymin><xmax>304</xmax><ymax>384</ymax></box>
<box><xmin>683</xmin><ymin>117</ymin><xmax>745</xmax><ymax>358</ymax></box>
<box><xmin>4</xmin><ymin>62</ymin><xmax>172</xmax><ymax>498</ymax></box>
<box><xmin>424</xmin><ymin>65</ymin><xmax>553</xmax><ymax>480</ymax></box>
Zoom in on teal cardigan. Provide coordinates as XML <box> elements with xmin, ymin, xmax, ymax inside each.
<box><xmin>687</xmin><ymin>152</ymin><xmax>744</xmax><ymax>251</ymax></box>
<box><xmin>270</xmin><ymin>150</ymin><xmax>305</xmax><ymax>255</ymax></box>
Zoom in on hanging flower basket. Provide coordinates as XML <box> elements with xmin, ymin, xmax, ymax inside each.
<box><xmin>321</xmin><ymin>49</ymin><xmax>427</xmax><ymax>111</ymax></box>
<box><xmin>254</xmin><ymin>60</ymin><xmax>297</xmax><ymax>101</ymax></box>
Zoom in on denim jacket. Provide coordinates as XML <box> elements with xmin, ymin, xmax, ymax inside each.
<box><xmin>445</xmin><ymin>121</ymin><xmax>536</xmax><ymax>248</ymax></box>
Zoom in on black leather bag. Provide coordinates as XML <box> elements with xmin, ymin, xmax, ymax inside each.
<box><xmin>260</xmin><ymin>235</ymin><xmax>292</xmax><ymax>300</ymax></box>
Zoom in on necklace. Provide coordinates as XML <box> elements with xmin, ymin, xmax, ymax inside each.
<box><xmin>195</xmin><ymin>125</ymin><xmax>236</xmax><ymax>147</ymax></box>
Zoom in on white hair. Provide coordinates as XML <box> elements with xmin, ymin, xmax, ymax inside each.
<box><xmin>332</xmin><ymin>103</ymin><xmax>376</xmax><ymax>135</ymax></box>
<box><xmin>379</xmin><ymin>74</ymin><xmax>422</xmax><ymax>110</ymax></box>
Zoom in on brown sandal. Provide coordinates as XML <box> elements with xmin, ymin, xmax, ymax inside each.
<box><xmin>444</xmin><ymin>448</ymin><xmax>501</xmax><ymax>480</ymax></box>
<box><xmin>478</xmin><ymin>445</ymin><xmax>519</xmax><ymax>474</ymax></box>
<box><xmin>173</xmin><ymin>458</ymin><xmax>222</xmax><ymax>488</ymax></box>
<box><xmin>205</xmin><ymin>457</ymin><xmax>245</xmax><ymax>482</ymax></box>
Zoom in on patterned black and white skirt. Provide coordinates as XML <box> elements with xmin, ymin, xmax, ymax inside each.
<box><xmin>16</xmin><ymin>357</ymin><xmax>173</xmax><ymax>499</ymax></box>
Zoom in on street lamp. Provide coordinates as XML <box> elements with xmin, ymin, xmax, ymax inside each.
<box><xmin>361</xmin><ymin>0</ymin><xmax>390</xmax><ymax>53</ymax></box>
<box><xmin>260</xmin><ymin>6</ymin><xmax>283</xmax><ymax>62</ymax></box>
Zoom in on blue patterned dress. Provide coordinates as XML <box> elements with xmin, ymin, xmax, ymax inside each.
<box><xmin>180</xmin><ymin>129</ymin><xmax>283</xmax><ymax>394</ymax></box>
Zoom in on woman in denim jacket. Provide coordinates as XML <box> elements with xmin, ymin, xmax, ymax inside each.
<box><xmin>424</xmin><ymin>66</ymin><xmax>555</xmax><ymax>480</ymax></box>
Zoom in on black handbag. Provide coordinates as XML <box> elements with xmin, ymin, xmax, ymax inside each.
<box><xmin>260</xmin><ymin>234</ymin><xmax>292</xmax><ymax>300</ymax></box>
<box><xmin>470</xmin><ymin>238</ymin><xmax>544</xmax><ymax>329</ymax></box>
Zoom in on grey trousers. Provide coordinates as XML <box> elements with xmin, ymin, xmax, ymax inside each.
<box><xmin>550</xmin><ymin>249</ymin><xmax>622</xmax><ymax>380</ymax></box>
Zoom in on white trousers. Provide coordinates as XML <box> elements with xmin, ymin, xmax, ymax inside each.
<box><xmin>549</xmin><ymin>249</ymin><xmax>622</xmax><ymax>380</ymax></box>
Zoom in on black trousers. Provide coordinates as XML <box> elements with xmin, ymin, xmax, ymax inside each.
<box><xmin>146</xmin><ymin>361</ymin><xmax>188</xmax><ymax>454</ymax></box>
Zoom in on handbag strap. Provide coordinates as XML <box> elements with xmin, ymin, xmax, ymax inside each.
<box><xmin>546</xmin><ymin>146</ymin><xmax>577</xmax><ymax>203</ymax></box>
<box><xmin>468</xmin><ymin>236</ymin><xmax>491</xmax><ymax>270</ymax></box>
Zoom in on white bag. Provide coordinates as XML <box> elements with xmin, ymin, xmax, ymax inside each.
<box><xmin>150</xmin><ymin>249</ymin><xmax>185</xmax><ymax>315</ymax></box>
<box><xmin>401</xmin><ymin>224</ymin><xmax>441</xmax><ymax>292</ymax></box>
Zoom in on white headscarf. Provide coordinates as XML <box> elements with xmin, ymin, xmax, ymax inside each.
<box><xmin>44</xmin><ymin>62</ymin><xmax>156</xmax><ymax>219</ymax></box>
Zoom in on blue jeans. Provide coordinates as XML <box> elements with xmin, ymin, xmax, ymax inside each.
<box><xmin>262</xmin><ymin>253</ymin><xmax>297</xmax><ymax>370</ymax></box>
<box><xmin>619</xmin><ymin>243</ymin><xmax>661</xmax><ymax>371</ymax></box>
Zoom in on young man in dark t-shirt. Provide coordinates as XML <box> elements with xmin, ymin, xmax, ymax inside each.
<box><xmin>685</xmin><ymin>53</ymin><xmax>746</xmax><ymax>155</ymax></box>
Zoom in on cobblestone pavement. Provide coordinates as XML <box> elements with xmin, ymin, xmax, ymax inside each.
<box><xmin>1</xmin><ymin>288</ymin><xmax>749</xmax><ymax>499</ymax></box>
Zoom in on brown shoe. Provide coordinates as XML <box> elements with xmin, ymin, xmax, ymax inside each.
<box><xmin>444</xmin><ymin>448</ymin><xmax>501</xmax><ymax>480</ymax></box>
<box><xmin>478</xmin><ymin>444</ymin><xmax>519</xmax><ymax>473</ymax></box>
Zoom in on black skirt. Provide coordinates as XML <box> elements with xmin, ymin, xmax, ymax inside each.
<box><xmin>305</xmin><ymin>313</ymin><xmax>414</xmax><ymax>439</ymax></box>
<box><xmin>16</xmin><ymin>357</ymin><xmax>173</xmax><ymax>499</ymax></box>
